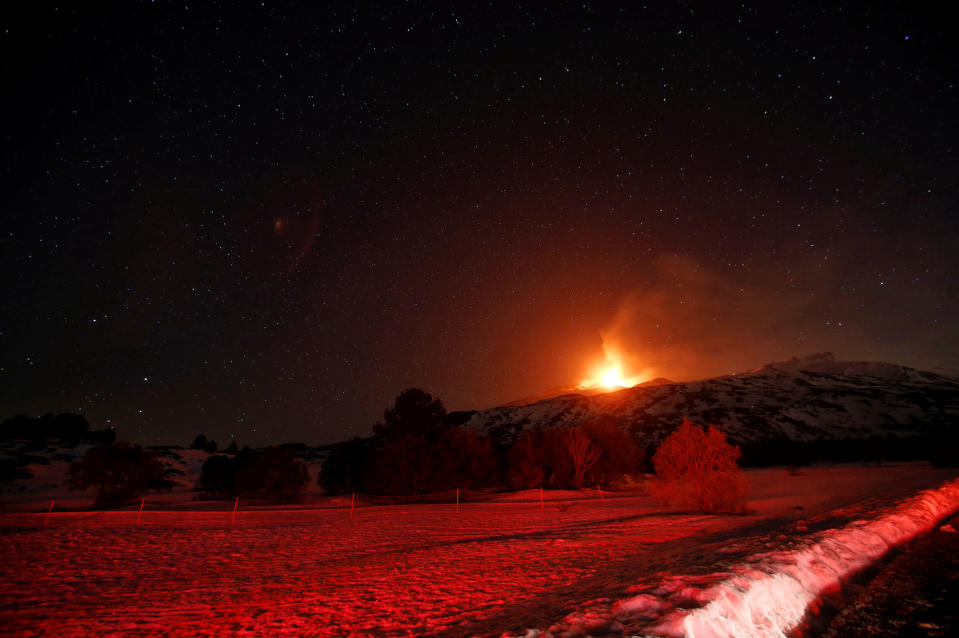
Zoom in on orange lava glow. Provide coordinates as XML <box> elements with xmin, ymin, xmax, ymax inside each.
<box><xmin>579</xmin><ymin>345</ymin><xmax>647</xmax><ymax>390</ymax></box>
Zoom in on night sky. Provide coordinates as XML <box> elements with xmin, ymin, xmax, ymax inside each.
<box><xmin>2</xmin><ymin>3</ymin><xmax>956</xmax><ymax>447</ymax></box>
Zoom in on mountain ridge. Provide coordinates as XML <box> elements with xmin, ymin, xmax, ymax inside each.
<box><xmin>463</xmin><ymin>353</ymin><xmax>959</xmax><ymax>450</ymax></box>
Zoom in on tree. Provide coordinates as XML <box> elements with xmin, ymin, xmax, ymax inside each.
<box><xmin>565</xmin><ymin>427</ymin><xmax>601</xmax><ymax>489</ymax></box>
<box><xmin>507</xmin><ymin>432</ymin><xmax>544</xmax><ymax>489</ymax></box>
<box><xmin>583</xmin><ymin>417</ymin><xmax>644</xmax><ymax>484</ymax></box>
<box><xmin>196</xmin><ymin>453</ymin><xmax>238</xmax><ymax>497</ymax></box>
<box><xmin>649</xmin><ymin>418</ymin><xmax>747</xmax><ymax>513</ymax></box>
<box><xmin>370</xmin><ymin>434</ymin><xmax>433</xmax><ymax>498</ymax></box>
<box><xmin>319</xmin><ymin>437</ymin><xmax>376</xmax><ymax>494</ymax></box>
<box><xmin>507</xmin><ymin>428</ymin><xmax>576</xmax><ymax>489</ymax></box>
<box><xmin>432</xmin><ymin>426</ymin><xmax>498</xmax><ymax>490</ymax></box>
<box><xmin>69</xmin><ymin>442</ymin><xmax>166</xmax><ymax>505</ymax></box>
<box><xmin>374</xmin><ymin>388</ymin><xmax>446</xmax><ymax>439</ymax></box>
<box><xmin>197</xmin><ymin>446</ymin><xmax>309</xmax><ymax>501</ymax></box>
<box><xmin>190</xmin><ymin>434</ymin><xmax>209</xmax><ymax>450</ymax></box>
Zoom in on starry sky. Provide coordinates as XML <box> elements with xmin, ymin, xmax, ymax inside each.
<box><xmin>2</xmin><ymin>3</ymin><xmax>956</xmax><ymax>446</ymax></box>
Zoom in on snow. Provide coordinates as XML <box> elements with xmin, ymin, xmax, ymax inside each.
<box><xmin>515</xmin><ymin>468</ymin><xmax>959</xmax><ymax>638</ymax></box>
<box><xmin>463</xmin><ymin>356</ymin><xmax>959</xmax><ymax>449</ymax></box>
<box><xmin>666</xmin><ymin>478</ymin><xmax>959</xmax><ymax>638</ymax></box>
<box><xmin>2</xmin><ymin>463</ymin><xmax>958</xmax><ymax>637</ymax></box>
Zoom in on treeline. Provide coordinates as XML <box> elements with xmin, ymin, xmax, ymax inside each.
<box><xmin>0</xmin><ymin>413</ymin><xmax>117</xmax><ymax>483</ymax></box>
<box><xmin>196</xmin><ymin>445</ymin><xmax>308</xmax><ymax>501</ymax></box>
<box><xmin>8</xmin><ymin>397</ymin><xmax>957</xmax><ymax>508</ymax></box>
<box><xmin>0</xmin><ymin>413</ymin><xmax>115</xmax><ymax>446</ymax></box>
<box><xmin>319</xmin><ymin>389</ymin><xmax>646</xmax><ymax>498</ymax></box>
<box><xmin>739</xmin><ymin>429</ymin><xmax>959</xmax><ymax>468</ymax></box>
<box><xmin>64</xmin><ymin>440</ymin><xmax>312</xmax><ymax>505</ymax></box>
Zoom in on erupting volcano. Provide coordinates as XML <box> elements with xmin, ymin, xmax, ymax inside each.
<box><xmin>579</xmin><ymin>344</ymin><xmax>648</xmax><ymax>391</ymax></box>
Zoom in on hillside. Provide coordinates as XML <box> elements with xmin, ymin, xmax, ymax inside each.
<box><xmin>462</xmin><ymin>353</ymin><xmax>959</xmax><ymax>452</ymax></box>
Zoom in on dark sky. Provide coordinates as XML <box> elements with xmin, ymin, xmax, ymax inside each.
<box><xmin>2</xmin><ymin>3</ymin><xmax>956</xmax><ymax>446</ymax></box>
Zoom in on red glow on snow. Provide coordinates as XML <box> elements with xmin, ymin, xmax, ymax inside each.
<box><xmin>3</xmin><ymin>466</ymin><xmax>958</xmax><ymax>637</ymax></box>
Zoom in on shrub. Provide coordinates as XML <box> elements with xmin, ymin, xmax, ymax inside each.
<box><xmin>648</xmin><ymin>418</ymin><xmax>747</xmax><ymax>513</ymax></box>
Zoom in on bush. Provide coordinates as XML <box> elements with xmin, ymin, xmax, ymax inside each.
<box><xmin>648</xmin><ymin>418</ymin><xmax>747</xmax><ymax>513</ymax></box>
<box><xmin>68</xmin><ymin>442</ymin><xmax>166</xmax><ymax>505</ymax></box>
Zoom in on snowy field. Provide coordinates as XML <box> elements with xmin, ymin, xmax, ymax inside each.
<box><xmin>2</xmin><ymin>463</ymin><xmax>958</xmax><ymax>637</ymax></box>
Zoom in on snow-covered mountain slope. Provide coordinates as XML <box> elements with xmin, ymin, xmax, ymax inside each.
<box><xmin>499</xmin><ymin>377</ymin><xmax>675</xmax><ymax>407</ymax></box>
<box><xmin>463</xmin><ymin>354</ymin><xmax>959</xmax><ymax>447</ymax></box>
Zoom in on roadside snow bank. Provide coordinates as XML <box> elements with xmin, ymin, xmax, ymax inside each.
<box><xmin>534</xmin><ymin>477</ymin><xmax>959</xmax><ymax>638</ymax></box>
<box><xmin>654</xmin><ymin>477</ymin><xmax>959</xmax><ymax>637</ymax></box>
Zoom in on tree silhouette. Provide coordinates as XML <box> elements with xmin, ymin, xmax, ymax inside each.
<box><xmin>371</xmin><ymin>434</ymin><xmax>433</xmax><ymax>498</ymax></box>
<box><xmin>319</xmin><ymin>437</ymin><xmax>376</xmax><ymax>494</ymax></box>
<box><xmin>198</xmin><ymin>445</ymin><xmax>308</xmax><ymax>501</ymax></box>
<box><xmin>564</xmin><ymin>427</ymin><xmax>601</xmax><ymax>489</ymax></box>
<box><xmin>583</xmin><ymin>417</ymin><xmax>644</xmax><ymax>484</ymax></box>
<box><xmin>374</xmin><ymin>388</ymin><xmax>446</xmax><ymax>439</ymax></box>
<box><xmin>69</xmin><ymin>442</ymin><xmax>166</xmax><ymax>505</ymax></box>
<box><xmin>649</xmin><ymin>418</ymin><xmax>747</xmax><ymax>513</ymax></box>
<box><xmin>507</xmin><ymin>432</ymin><xmax>544</xmax><ymax>489</ymax></box>
<box><xmin>235</xmin><ymin>445</ymin><xmax>309</xmax><ymax>502</ymax></box>
<box><xmin>432</xmin><ymin>426</ymin><xmax>498</xmax><ymax>490</ymax></box>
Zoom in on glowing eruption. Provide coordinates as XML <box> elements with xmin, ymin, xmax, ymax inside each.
<box><xmin>600</xmin><ymin>366</ymin><xmax>631</xmax><ymax>389</ymax></box>
<box><xmin>580</xmin><ymin>344</ymin><xmax>647</xmax><ymax>390</ymax></box>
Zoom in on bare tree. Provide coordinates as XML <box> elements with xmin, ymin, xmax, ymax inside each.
<box><xmin>564</xmin><ymin>427</ymin><xmax>601</xmax><ymax>489</ymax></box>
<box><xmin>649</xmin><ymin>418</ymin><xmax>748</xmax><ymax>513</ymax></box>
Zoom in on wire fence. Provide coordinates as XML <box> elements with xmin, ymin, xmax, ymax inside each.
<box><xmin>11</xmin><ymin>485</ymin><xmax>631</xmax><ymax>527</ymax></box>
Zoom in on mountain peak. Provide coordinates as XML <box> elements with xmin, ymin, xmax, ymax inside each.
<box><xmin>750</xmin><ymin>352</ymin><xmax>835</xmax><ymax>373</ymax></box>
<box><xmin>747</xmin><ymin>352</ymin><xmax>941</xmax><ymax>383</ymax></box>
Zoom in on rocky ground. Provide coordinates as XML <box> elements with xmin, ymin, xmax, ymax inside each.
<box><xmin>820</xmin><ymin>514</ymin><xmax>959</xmax><ymax>638</ymax></box>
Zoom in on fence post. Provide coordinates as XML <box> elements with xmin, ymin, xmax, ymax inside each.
<box><xmin>231</xmin><ymin>496</ymin><xmax>239</xmax><ymax>524</ymax></box>
<box><xmin>350</xmin><ymin>492</ymin><xmax>355</xmax><ymax>520</ymax></box>
<box><xmin>44</xmin><ymin>500</ymin><xmax>54</xmax><ymax>527</ymax></box>
<box><xmin>540</xmin><ymin>486</ymin><xmax>544</xmax><ymax>512</ymax></box>
<box><xmin>456</xmin><ymin>488</ymin><xmax>459</xmax><ymax>513</ymax></box>
<box><xmin>137</xmin><ymin>497</ymin><xmax>145</xmax><ymax>525</ymax></box>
